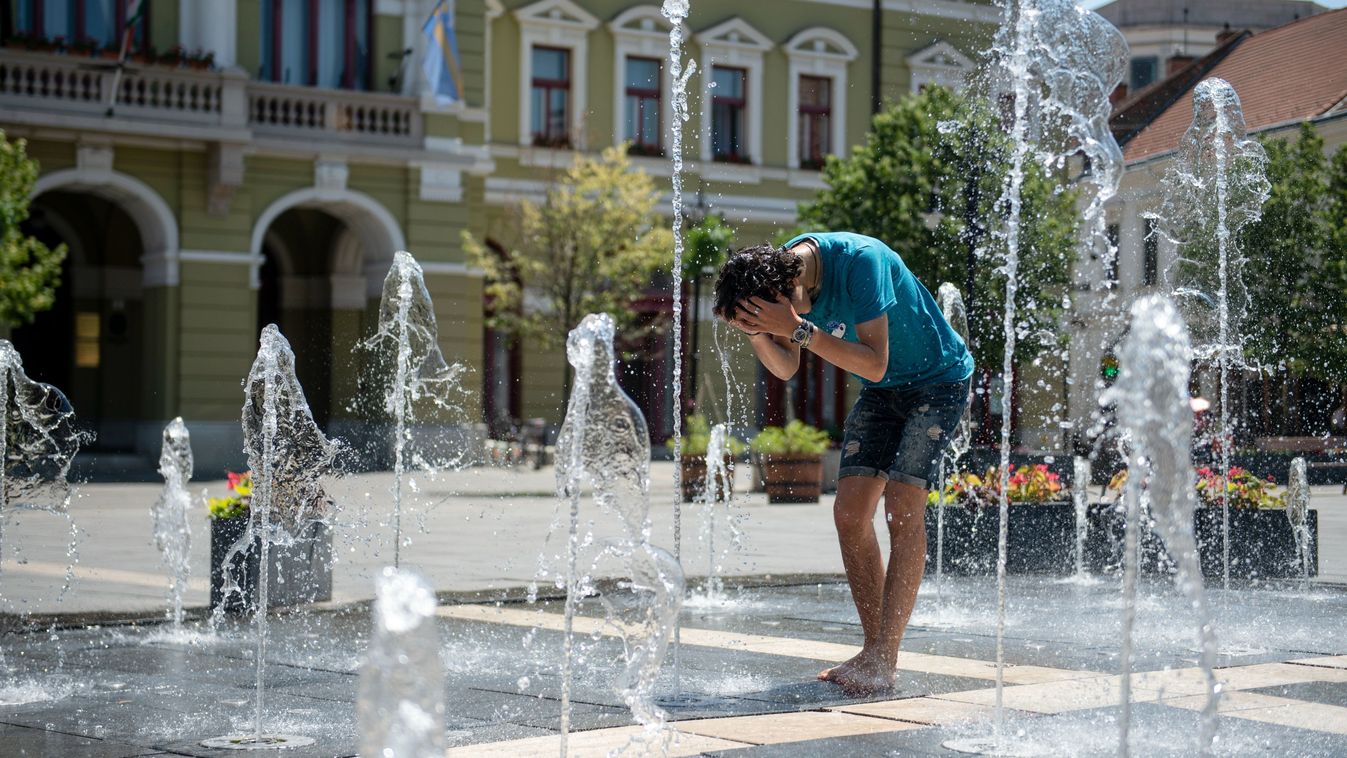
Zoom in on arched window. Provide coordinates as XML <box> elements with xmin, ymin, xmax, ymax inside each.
<box><xmin>259</xmin><ymin>0</ymin><xmax>373</xmax><ymax>90</ymax></box>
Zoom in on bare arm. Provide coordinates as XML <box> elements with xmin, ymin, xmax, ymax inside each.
<box><xmin>732</xmin><ymin>295</ymin><xmax>889</xmax><ymax>384</ymax></box>
<box><xmin>744</xmin><ymin>331</ymin><xmax>801</xmax><ymax>381</ymax></box>
<box><xmin>801</xmin><ymin>315</ymin><xmax>888</xmax><ymax>383</ymax></box>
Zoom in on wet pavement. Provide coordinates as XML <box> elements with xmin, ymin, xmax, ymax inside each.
<box><xmin>2</xmin><ymin>576</ymin><xmax>1346</xmax><ymax>757</ymax></box>
<box><xmin>2</xmin><ymin>464</ymin><xmax>1345</xmax><ymax>618</ymax></box>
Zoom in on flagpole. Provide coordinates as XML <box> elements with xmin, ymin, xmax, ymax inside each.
<box><xmin>105</xmin><ymin>17</ymin><xmax>137</xmax><ymax>116</ymax></box>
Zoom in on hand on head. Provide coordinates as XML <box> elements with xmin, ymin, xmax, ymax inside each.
<box><xmin>727</xmin><ymin>294</ymin><xmax>800</xmax><ymax>338</ymax></box>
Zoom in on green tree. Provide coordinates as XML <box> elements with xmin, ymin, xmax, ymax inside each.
<box><xmin>796</xmin><ymin>86</ymin><xmax>1078</xmax><ymax>369</ymax></box>
<box><xmin>0</xmin><ymin>131</ymin><xmax>66</xmax><ymax>329</ymax></box>
<box><xmin>683</xmin><ymin>213</ymin><xmax>734</xmax><ymax>281</ymax></box>
<box><xmin>1241</xmin><ymin>124</ymin><xmax>1347</xmax><ymax>382</ymax></box>
<box><xmin>464</xmin><ymin>145</ymin><xmax>671</xmax><ymax>393</ymax></box>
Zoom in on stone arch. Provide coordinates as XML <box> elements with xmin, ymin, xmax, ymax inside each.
<box><xmin>32</xmin><ymin>167</ymin><xmax>180</xmax><ymax>286</ymax></box>
<box><xmin>249</xmin><ymin>187</ymin><xmax>406</xmax><ymax>291</ymax></box>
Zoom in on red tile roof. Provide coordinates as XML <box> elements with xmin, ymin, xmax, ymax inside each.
<box><xmin>1120</xmin><ymin>7</ymin><xmax>1347</xmax><ymax>162</ymax></box>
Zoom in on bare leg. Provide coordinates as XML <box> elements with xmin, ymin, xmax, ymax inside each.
<box><xmin>817</xmin><ymin>476</ymin><xmax>886</xmax><ymax>682</ymax></box>
<box><xmin>826</xmin><ymin>480</ymin><xmax>929</xmax><ymax>695</ymax></box>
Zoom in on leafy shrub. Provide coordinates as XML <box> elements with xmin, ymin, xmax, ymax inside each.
<box><xmin>750</xmin><ymin>420</ymin><xmax>830</xmax><ymax>457</ymax></box>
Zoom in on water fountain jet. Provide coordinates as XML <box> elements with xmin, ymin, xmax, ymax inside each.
<box><xmin>152</xmin><ymin>417</ymin><xmax>194</xmax><ymax>631</ymax></box>
<box><xmin>0</xmin><ymin>339</ymin><xmax>88</xmax><ymax>705</ymax></box>
<box><xmin>933</xmin><ymin>283</ymin><xmax>973</xmax><ymax>603</ymax></box>
<box><xmin>1147</xmin><ymin>78</ymin><xmax>1269</xmax><ymax>590</ymax></box>
<box><xmin>1106</xmin><ymin>295</ymin><xmax>1219</xmax><ymax>756</ymax></box>
<box><xmin>203</xmin><ymin>324</ymin><xmax>340</xmax><ymax>750</ymax></box>
<box><xmin>358</xmin><ymin>566</ymin><xmax>445</xmax><ymax>758</ymax></box>
<box><xmin>661</xmin><ymin>0</ymin><xmax>696</xmax><ymax>695</ymax></box>
<box><xmin>548</xmin><ymin>312</ymin><xmax>684</xmax><ymax>754</ymax></box>
<box><xmin>362</xmin><ymin>250</ymin><xmax>467</xmax><ymax>567</ymax></box>
<box><xmin>945</xmin><ymin>1</ymin><xmax>1126</xmax><ymax>752</ymax></box>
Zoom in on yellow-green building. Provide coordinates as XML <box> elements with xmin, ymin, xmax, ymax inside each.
<box><xmin>0</xmin><ymin>0</ymin><xmax>995</xmax><ymax>472</ymax></box>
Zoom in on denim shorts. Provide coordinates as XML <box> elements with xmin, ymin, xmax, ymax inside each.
<box><xmin>838</xmin><ymin>378</ymin><xmax>972</xmax><ymax>490</ymax></box>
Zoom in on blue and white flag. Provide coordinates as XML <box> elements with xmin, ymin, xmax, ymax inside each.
<box><xmin>422</xmin><ymin>0</ymin><xmax>463</xmax><ymax>105</ymax></box>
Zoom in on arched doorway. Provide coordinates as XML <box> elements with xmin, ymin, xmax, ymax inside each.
<box><xmin>11</xmin><ymin>191</ymin><xmax>148</xmax><ymax>451</ymax></box>
<box><xmin>250</xmin><ymin>187</ymin><xmax>404</xmax><ymax>432</ymax></box>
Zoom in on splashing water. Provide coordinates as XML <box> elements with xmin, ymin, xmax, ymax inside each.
<box><xmin>945</xmin><ymin>2</ymin><xmax>1127</xmax><ymax>753</ymax></box>
<box><xmin>1071</xmin><ymin>456</ymin><xmax>1092</xmax><ymax>580</ymax></box>
<box><xmin>207</xmin><ymin>324</ymin><xmax>342</xmax><ymax>748</ymax></box>
<box><xmin>0</xmin><ymin>339</ymin><xmax>88</xmax><ymax>703</ymax></box>
<box><xmin>661</xmin><ymin>0</ymin><xmax>696</xmax><ymax>695</ymax></box>
<box><xmin>698</xmin><ymin>423</ymin><xmax>735</xmax><ymax>600</ymax></box>
<box><xmin>363</xmin><ymin>250</ymin><xmax>468</xmax><ymax>567</ymax></box>
<box><xmin>152</xmin><ymin>417</ymin><xmax>194</xmax><ymax>629</ymax></box>
<box><xmin>550</xmin><ymin>313</ymin><xmax>684</xmax><ymax>755</ymax></box>
<box><xmin>933</xmin><ymin>284</ymin><xmax>973</xmax><ymax>603</ymax></box>
<box><xmin>1287</xmin><ymin>457</ymin><xmax>1312</xmax><ymax>590</ymax></box>
<box><xmin>358</xmin><ymin>567</ymin><xmax>445</xmax><ymax>758</ymax></box>
<box><xmin>0</xmin><ymin>339</ymin><xmax>87</xmax><ymax>548</ymax></box>
<box><xmin>1105</xmin><ymin>295</ymin><xmax>1218</xmax><ymax>756</ymax></box>
<box><xmin>1146</xmin><ymin>78</ymin><xmax>1270</xmax><ymax>591</ymax></box>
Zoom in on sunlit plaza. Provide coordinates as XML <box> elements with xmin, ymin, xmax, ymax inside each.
<box><xmin>2</xmin><ymin>1</ymin><xmax>1347</xmax><ymax>756</ymax></box>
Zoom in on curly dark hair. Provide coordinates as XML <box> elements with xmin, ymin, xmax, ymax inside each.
<box><xmin>712</xmin><ymin>243</ymin><xmax>803</xmax><ymax>321</ymax></box>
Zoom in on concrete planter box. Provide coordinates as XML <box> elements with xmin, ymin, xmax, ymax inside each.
<box><xmin>210</xmin><ymin>517</ymin><xmax>333</xmax><ymax>614</ymax></box>
<box><xmin>760</xmin><ymin>454</ymin><xmax>823</xmax><ymax>504</ymax></box>
<box><xmin>924</xmin><ymin>502</ymin><xmax>1075</xmax><ymax>575</ymax></box>
<box><xmin>1087</xmin><ymin>504</ymin><xmax>1319</xmax><ymax>580</ymax></box>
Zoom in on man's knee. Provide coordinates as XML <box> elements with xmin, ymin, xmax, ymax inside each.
<box><xmin>834</xmin><ymin>499</ymin><xmax>872</xmax><ymax>535</ymax></box>
<box><xmin>883</xmin><ymin>484</ymin><xmax>928</xmax><ymax>540</ymax></box>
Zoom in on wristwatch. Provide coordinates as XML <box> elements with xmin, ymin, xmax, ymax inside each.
<box><xmin>790</xmin><ymin>320</ymin><xmax>816</xmax><ymax>348</ymax></box>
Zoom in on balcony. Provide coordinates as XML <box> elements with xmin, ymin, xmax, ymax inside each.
<box><xmin>0</xmin><ymin>49</ymin><xmax>422</xmax><ymax>148</ymax></box>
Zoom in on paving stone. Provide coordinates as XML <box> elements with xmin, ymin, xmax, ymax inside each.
<box><xmin>0</xmin><ymin>721</ymin><xmax>163</xmax><ymax>758</ymax></box>
<box><xmin>444</xmin><ymin>724</ymin><xmax>750</xmax><ymax>757</ymax></box>
<box><xmin>677</xmin><ymin>709</ymin><xmax>923</xmax><ymax>745</ymax></box>
<box><xmin>1247</xmin><ymin>680</ymin><xmax>1347</xmax><ymax>708</ymax></box>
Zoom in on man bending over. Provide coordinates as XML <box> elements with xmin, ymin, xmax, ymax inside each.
<box><xmin>713</xmin><ymin>232</ymin><xmax>972</xmax><ymax>695</ymax></box>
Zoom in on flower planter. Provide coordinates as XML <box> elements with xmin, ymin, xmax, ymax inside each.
<box><xmin>759</xmin><ymin>454</ymin><xmax>823</xmax><ymax>504</ymax></box>
<box><xmin>1087</xmin><ymin>504</ymin><xmax>1319</xmax><ymax>579</ymax></box>
<box><xmin>679</xmin><ymin>455</ymin><xmax>734</xmax><ymax>503</ymax></box>
<box><xmin>209</xmin><ymin>517</ymin><xmax>333</xmax><ymax>614</ymax></box>
<box><xmin>924</xmin><ymin>502</ymin><xmax>1076</xmax><ymax>575</ymax></box>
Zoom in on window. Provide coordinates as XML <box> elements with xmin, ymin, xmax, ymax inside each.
<box><xmin>530</xmin><ymin>46</ymin><xmax>571</xmax><ymax>148</ymax></box>
<box><xmin>786</xmin><ymin>27</ymin><xmax>858</xmax><ymax>174</ymax></box>
<box><xmin>1143</xmin><ymin>217</ymin><xmax>1159</xmax><ymax>286</ymax></box>
<box><xmin>711</xmin><ymin>66</ymin><xmax>748</xmax><ymax>163</ymax></box>
<box><xmin>696</xmin><ymin>18</ymin><xmax>771</xmax><ymax>167</ymax></box>
<box><xmin>1130</xmin><ymin>56</ymin><xmax>1158</xmax><ymax>91</ymax></box>
<box><xmin>260</xmin><ymin>0</ymin><xmax>372</xmax><ymax>90</ymax></box>
<box><xmin>906</xmin><ymin>40</ymin><xmax>972</xmax><ymax>94</ymax></box>
<box><xmin>798</xmin><ymin>75</ymin><xmax>831</xmax><ymax>170</ymax></box>
<box><xmin>624</xmin><ymin>56</ymin><xmax>662</xmax><ymax>156</ymax></box>
<box><xmin>11</xmin><ymin>0</ymin><xmax>147</xmax><ymax>48</ymax></box>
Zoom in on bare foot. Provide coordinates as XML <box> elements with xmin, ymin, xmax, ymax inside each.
<box><xmin>825</xmin><ymin>653</ymin><xmax>896</xmax><ymax>696</ymax></box>
<box><xmin>817</xmin><ymin>650</ymin><xmax>867</xmax><ymax>682</ymax></box>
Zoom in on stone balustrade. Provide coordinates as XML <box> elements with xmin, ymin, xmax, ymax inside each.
<box><xmin>0</xmin><ymin>48</ymin><xmax>421</xmax><ymax>146</ymax></box>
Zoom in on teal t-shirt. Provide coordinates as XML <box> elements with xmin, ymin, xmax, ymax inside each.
<box><xmin>786</xmin><ymin>232</ymin><xmax>974</xmax><ymax>389</ymax></box>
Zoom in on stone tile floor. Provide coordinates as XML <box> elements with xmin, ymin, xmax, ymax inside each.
<box><xmin>3</xmin><ymin>577</ymin><xmax>1346</xmax><ymax>757</ymax></box>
